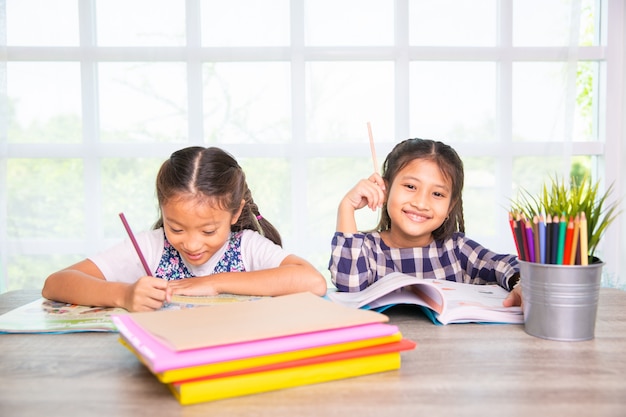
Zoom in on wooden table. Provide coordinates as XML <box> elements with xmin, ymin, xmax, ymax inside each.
<box><xmin>1</xmin><ymin>288</ymin><xmax>625</xmax><ymax>417</ymax></box>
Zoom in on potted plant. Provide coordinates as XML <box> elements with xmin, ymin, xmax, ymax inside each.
<box><xmin>508</xmin><ymin>175</ymin><xmax>622</xmax><ymax>341</ymax></box>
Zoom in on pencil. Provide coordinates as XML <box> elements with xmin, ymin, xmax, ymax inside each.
<box><xmin>533</xmin><ymin>215</ymin><xmax>540</xmax><ymax>264</ymax></box>
<box><xmin>539</xmin><ymin>214</ymin><xmax>546</xmax><ymax>264</ymax></box>
<box><xmin>545</xmin><ymin>214</ymin><xmax>552</xmax><ymax>264</ymax></box>
<box><xmin>550</xmin><ymin>214</ymin><xmax>560</xmax><ymax>264</ymax></box>
<box><xmin>515</xmin><ymin>213</ymin><xmax>527</xmax><ymax>261</ymax></box>
<box><xmin>562</xmin><ymin>216</ymin><xmax>574</xmax><ymax>265</ymax></box>
<box><xmin>525</xmin><ymin>217</ymin><xmax>535</xmax><ymax>263</ymax></box>
<box><xmin>568</xmin><ymin>214</ymin><xmax>579</xmax><ymax>265</ymax></box>
<box><xmin>556</xmin><ymin>214</ymin><xmax>567</xmax><ymax>264</ymax></box>
<box><xmin>580</xmin><ymin>211</ymin><xmax>588</xmax><ymax>265</ymax></box>
<box><xmin>119</xmin><ymin>212</ymin><xmax>152</xmax><ymax>276</ymax></box>
<box><xmin>367</xmin><ymin>122</ymin><xmax>379</xmax><ymax>174</ymax></box>
<box><xmin>509</xmin><ymin>212</ymin><xmax>522</xmax><ymax>258</ymax></box>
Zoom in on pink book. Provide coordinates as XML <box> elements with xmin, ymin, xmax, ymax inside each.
<box><xmin>112</xmin><ymin>314</ymin><xmax>400</xmax><ymax>373</ymax></box>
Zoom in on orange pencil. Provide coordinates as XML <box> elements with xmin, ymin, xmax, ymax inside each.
<box><xmin>562</xmin><ymin>216</ymin><xmax>575</xmax><ymax>265</ymax></box>
<box><xmin>569</xmin><ymin>213</ymin><xmax>580</xmax><ymax>265</ymax></box>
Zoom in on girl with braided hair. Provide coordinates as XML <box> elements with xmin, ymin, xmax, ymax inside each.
<box><xmin>43</xmin><ymin>146</ymin><xmax>327</xmax><ymax>312</ymax></box>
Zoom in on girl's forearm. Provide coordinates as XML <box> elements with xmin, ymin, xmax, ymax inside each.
<box><xmin>336</xmin><ymin>200</ymin><xmax>358</xmax><ymax>233</ymax></box>
<box><xmin>42</xmin><ymin>270</ymin><xmax>129</xmax><ymax>308</ymax></box>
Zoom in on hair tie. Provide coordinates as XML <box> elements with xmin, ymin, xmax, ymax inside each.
<box><xmin>256</xmin><ymin>214</ymin><xmax>263</xmax><ymax>220</ymax></box>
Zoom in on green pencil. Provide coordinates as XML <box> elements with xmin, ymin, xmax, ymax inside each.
<box><xmin>556</xmin><ymin>213</ymin><xmax>567</xmax><ymax>264</ymax></box>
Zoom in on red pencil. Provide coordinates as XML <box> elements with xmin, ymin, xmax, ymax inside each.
<box><xmin>562</xmin><ymin>216</ymin><xmax>575</xmax><ymax>265</ymax></box>
<box><xmin>509</xmin><ymin>212</ymin><xmax>522</xmax><ymax>258</ymax></box>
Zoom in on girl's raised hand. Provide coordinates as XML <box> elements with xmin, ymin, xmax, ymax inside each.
<box><xmin>342</xmin><ymin>172</ymin><xmax>386</xmax><ymax>211</ymax></box>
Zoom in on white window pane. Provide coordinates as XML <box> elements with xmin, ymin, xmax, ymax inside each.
<box><xmin>306</xmin><ymin>62</ymin><xmax>394</xmax><ymax>143</ymax></box>
<box><xmin>203</xmin><ymin>63</ymin><xmax>291</xmax><ymax>144</ymax></box>
<box><xmin>309</xmin><ymin>157</ymin><xmax>379</xmax><ymax>239</ymax></box>
<box><xmin>101</xmin><ymin>158</ymin><xmax>163</xmax><ymax>238</ymax></box>
<box><xmin>98</xmin><ymin>63</ymin><xmax>188</xmax><ymax>142</ymax></box>
<box><xmin>409</xmin><ymin>62</ymin><xmax>496</xmax><ymax>141</ymax></box>
<box><xmin>409</xmin><ymin>0</ymin><xmax>496</xmax><ymax>46</ymax></box>
<box><xmin>239</xmin><ymin>158</ymin><xmax>292</xmax><ymax>236</ymax></box>
<box><xmin>7</xmin><ymin>255</ymin><xmax>81</xmax><ymax>291</ymax></box>
<box><xmin>574</xmin><ymin>61</ymin><xmax>598</xmax><ymax>142</ymax></box>
<box><xmin>7</xmin><ymin>159</ymin><xmax>85</xmax><ymax>238</ymax></box>
<box><xmin>512</xmin><ymin>156</ymin><xmax>570</xmax><ymax>196</ymax></box>
<box><xmin>513</xmin><ymin>62</ymin><xmax>568</xmax><ymax>142</ymax></box>
<box><xmin>513</xmin><ymin>0</ymin><xmax>581</xmax><ymax>47</ymax></box>
<box><xmin>463</xmin><ymin>157</ymin><xmax>497</xmax><ymax>237</ymax></box>
<box><xmin>305</xmin><ymin>0</ymin><xmax>393</xmax><ymax>46</ymax></box>
<box><xmin>96</xmin><ymin>0</ymin><xmax>185</xmax><ymax>46</ymax></box>
<box><xmin>7</xmin><ymin>62</ymin><xmax>82</xmax><ymax>143</ymax></box>
<box><xmin>6</xmin><ymin>0</ymin><xmax>78</xmax><ymax>46</ymax></box>
<box><xmin>201</xmin><ymin>0</ymin><xmax>290</xmax><ymax>46</ymax></box>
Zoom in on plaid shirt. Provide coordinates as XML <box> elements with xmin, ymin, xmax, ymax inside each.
<box><xmin>329</xmin><ymin>231</ymin><xmax>519</xmax><ymax>292</ymax></box>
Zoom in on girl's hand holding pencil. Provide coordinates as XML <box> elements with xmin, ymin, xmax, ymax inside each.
<box><xmin>119</xmin><ymin>212</ymin><xmax>172</xmax><ymax>311</ymax></box>
<box><xmin>341</xmin><ymin>173</ymin><xmax>386</xmax><ymax>212</ymax></box>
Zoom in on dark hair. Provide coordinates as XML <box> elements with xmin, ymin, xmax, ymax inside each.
<box><xmin>153</xmin><ymin>146</ymin><xmax>282</xmax><ymax>246</ymax></box>
<box><xmin>375</xmin><ymin>138</ymin><xmax>465</xmax><ymax>240</ymax></box>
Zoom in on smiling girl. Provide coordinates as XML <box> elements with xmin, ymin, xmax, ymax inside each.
<box><xmin>328</xmin><ymin>138</ymin><xmax>522</xmax><ymax>307</ymax></box>
<box><xmin>43</xmin><ymin>146</ymin><xmax>327</xmax><ymax>312</ymax></box>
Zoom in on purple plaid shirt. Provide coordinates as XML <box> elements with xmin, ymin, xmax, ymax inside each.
<box><xmin>329</xmin><ymin>231</ymin><xmax>519</xmax><ymax>292</ymax></box>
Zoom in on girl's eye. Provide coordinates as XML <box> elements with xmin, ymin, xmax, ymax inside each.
<box><xmin>169</xmin><ymin>228</ymin><xmax>183</xmax><ymax>233</ymax></box>
<box><xmin>433</xmin><ymin>192</ymin><xmax>445</xmax><ymax>198</ymax></box>
<box><xmin>203</xmin><ymin>230</ymin><xmax>216</xmax><ymax>236</ymax></box>
<box><xmin>404</xmin><ymin>184</ymin><xmax>416</xmax><ymax>190</ymax></box>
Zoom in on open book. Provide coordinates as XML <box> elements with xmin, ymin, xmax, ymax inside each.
<box><xmin>0</xmin><ymin>294</ymin><xmax>264</xmax><ymax>334</ymax></box>
<box><xmin>327</xmin><ymin>273</ymin><xmax>523</xmax><ymax>325</ymax></box>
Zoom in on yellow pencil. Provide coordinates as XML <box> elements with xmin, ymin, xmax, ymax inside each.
<box><xmin>579</xmin><ymin>212</ymin><xmax>588</xmax><ymax>265</ymax></box>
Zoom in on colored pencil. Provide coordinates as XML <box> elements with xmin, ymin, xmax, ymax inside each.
<box><xmin>514</xmin><ymin>213</ymin><xmax>527</xmax><ymax>261</ymax></box>
<box><xmin>509</xmin><ymin>212</ymin><xmax>522</xmax><ymax>258</ymax></box>
<box><xmin>556</xmin><ymin>214</ymin><xmax>567</xmax><ymax>264</ymax></box>
<box><xmin>119</xmin><ymin>212</ymin><xmax>152</xmax><ymax>276</ymax></box>
<box><xmin>525</xmin><ymin>218</ymin><xmax>535</xmax><ymax>263</ymax></box>
<box><xmin>367</xmin><ymin>122</ymin><xmax>378</xmax><ymax>174</ymax></box>
<box><xmin>570</xmin><ymin>213</ymin><xmax>580</xmax><ymax>265</ymax></box>
<box><xmin>538</xmin><ymin>214</ymin><xmax>547</xmax><ymax>264</ymax></box>
<box><xmin>550</xmin><ymin>214</ymin><xmax>560</xmax><ymax>264</ymax></box>
<box><xmin>532</xmin><ymin>216</ymin><xmax>540</xmax><ymax>264</ymax></box>
<box><xmin>562</xmin><ymin>216</ymin><xmax>575</xmax><ymax>265</ymax></box>
<box><xmin>579</xmin><ymin>212</ymin><xmax>588</xmax><ymax>265</ymax></box>
<box><xmin>545</xmin><ymin>214</ymin><xmax>553</xmax><ymax>264</ymax></box>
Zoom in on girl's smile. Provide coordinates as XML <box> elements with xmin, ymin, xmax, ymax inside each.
<box><xmin>161</xmin><ymin>195</ymin><xmax>242</xmax><ymax>266</ymax></box>
<box><xmin>382</xmin><ymin>158</ymin><xmax>452</xmax><ymax>248</ymax></box>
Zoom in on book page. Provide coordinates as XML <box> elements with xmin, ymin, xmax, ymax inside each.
<box><xmin>327</xmin><ymin>272</ymin><xmax>426</xmax><ymax>308</ymax></box>
<box><xmin>0</xmin><ymin>298</ymin><xmax>126</xmax><ymax>333</ymax></box>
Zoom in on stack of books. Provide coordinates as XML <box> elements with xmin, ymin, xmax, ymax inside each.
<box><xmin>112</xmin><ymin>292</ymin><xmax>416</xmax><ymax>405</ymax></box>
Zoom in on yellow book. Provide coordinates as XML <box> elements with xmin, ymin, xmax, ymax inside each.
<box><xmin>170</xmin><ymin>350</ymin><xmax>405</xmax><ymax>405</ymax></box>
<box><xmin>154</xmin><ymin>332</ymin><xmax>402</xmax><ymax>383</ymax></box>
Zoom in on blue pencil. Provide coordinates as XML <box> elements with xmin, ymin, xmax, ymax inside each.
<box><xmin>550</xmin><ymin>214</ymin><xmax>560</xmax><ymax>264</ymax></box>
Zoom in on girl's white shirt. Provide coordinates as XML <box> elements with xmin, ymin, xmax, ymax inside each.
<box><xmin>89</xmin><ymin>229</ymin><xmax>289</xmax><ymax>283</ymax></box>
